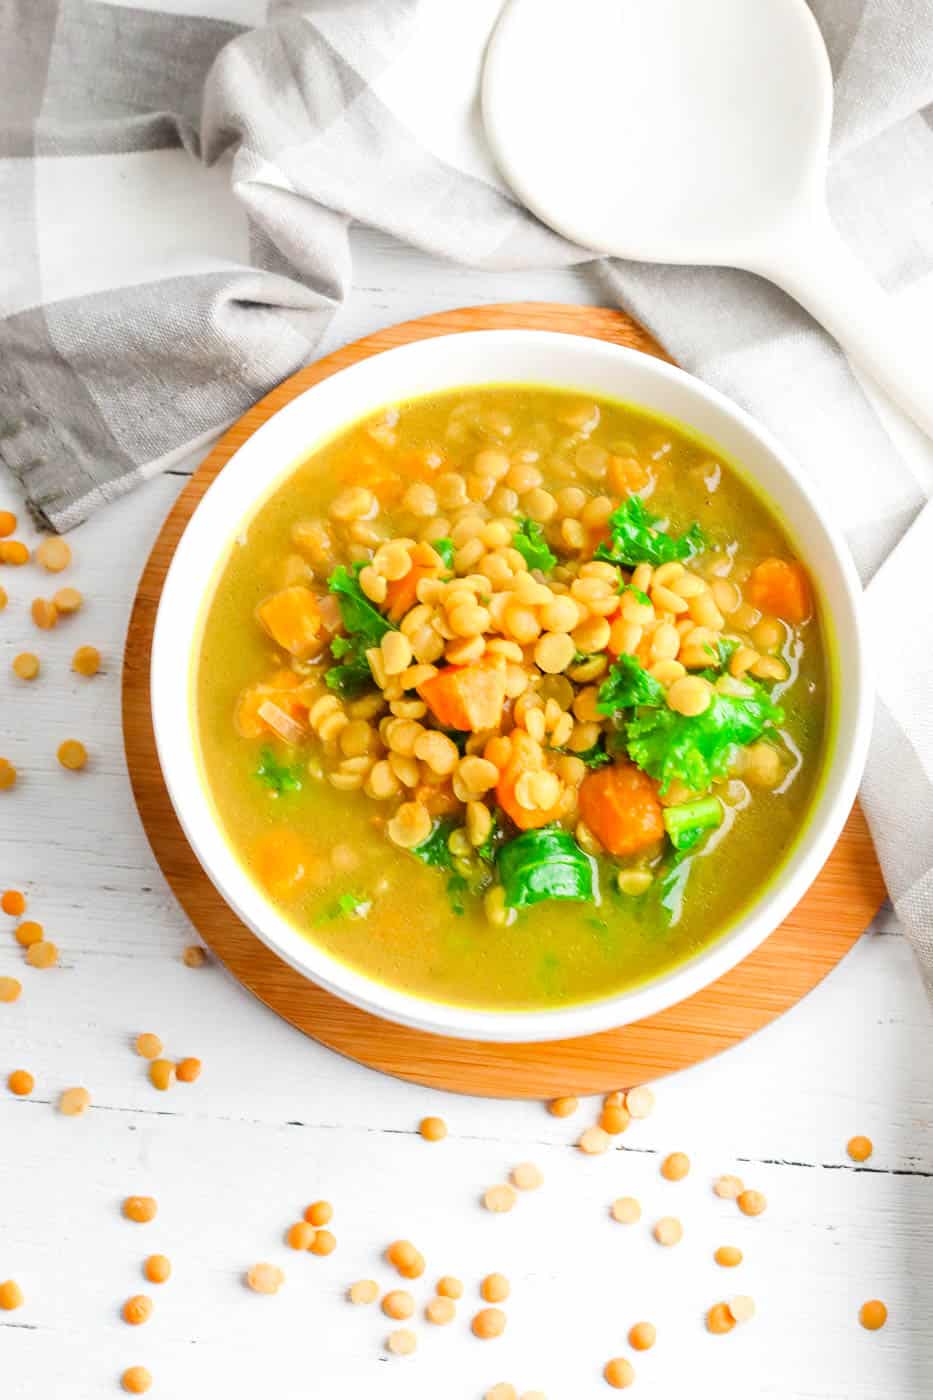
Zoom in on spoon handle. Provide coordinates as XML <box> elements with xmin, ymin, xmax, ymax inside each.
<box><xmin>753</xmin><ymin>205</ymin><xmax>933</xmax><ymax>440</ymax></box>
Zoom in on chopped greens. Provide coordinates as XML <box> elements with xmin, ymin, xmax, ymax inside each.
<box><xmin>626</xmin><ymin>684</ymin><xmax>783</xmax><ymax>794</ymax></box>
<box><xmin>317</xmin><ymin>891</ymin><xmax>371</xmax><ymax>923</ymax></box>
<box><xmin>475</xmin><ymin>811</ymin><xmax>504</xmax><ymax>864</ymax></box>
<box><xmin>325</xmin><ymin>562</ymin><xmax>396</xmax><ymax>695</ymax></box>
<box><xmin>411</xmin><ymin>819</ymin><xmax>456</xmax><ymax>870</ymax></box>
<box><xmin>498</xmin><ymin>826</ymin><xmax>596</xmax><ymax>910</ymax></box>
<box><xmin>512</xmin><ymin>517</ymin><xmax>557</xmax><ymax>573</ymax></box>
<box><xmin>596</xmin><ymin>654</ymin><xmax>666</xmax><ymax>715</ymax></box>
<box><xmin>433</xmin><ymin>538</ymin><xmax>455</xmax><ymax>570</ymax></box>
<box><xmin>576</xmin><ymin>737</ymin><xmax>613</xmax><ymax>769</ymax></box>
<box><xmin>663</xmin><ymin>796</ymin><xmax>723</xmax><ymax>852</ymax></box>
<box><xmin>255</xmin><ymin>746</ymin><xmax>303</xmax><ymax>795</ymax></box>
<box><xmin>620</xmin><ymin>583</ymin><xmax>651</xmax><ymax>606</ymax></box>
<box><xmin>697</xmin><ymin>636</ymin><xmax>740</xmax><ymax>680</ymax></box>
<box><xmin>595</xmin><ymin>495</ymin><xmax>705</xmax><ymax>568</ymax></box>
<box><xmin>446</xmin><ymin>873</ymin><xmax>468</xmax><ymax>916</ymax></box>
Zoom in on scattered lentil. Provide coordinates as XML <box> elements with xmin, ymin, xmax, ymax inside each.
<box><xmin>603</xmin><ymin>1358</ymin><xmax>635</xmax><ymax>1389</ymax></box>
<box><xmin>486</xmin><ymin>1386</ymin><xmax>517</xmax><ymax>1400</ymax></box>
<box><xmin>57</xmin><ymin>739</ymin><xmax>87</xmax><ymax>771</ymax></box>
<box><xmin>481</xmin><ymin>1273</ymin><xmax>510</xmax><ymax>1304</ymax></box>
<box><xmin>15</xmin><ymin>920</ymin><xmax>44</xmax><ymax>947</ymax></box>
<box><xmin>12</xmin><ymin>653</ymin><xmax>40</xmax><ymax>681</ymax></box>
<box><xmin>0</xmin><ymin>511</ymin><xmax>15</xmax><ymax>537</ymax></box>
<box><xmin>859</xmin><ymin>1300</ymin><xmax>888</xmax><ymax>1331</ymax></box>
<box><xmin>426</xmin><ymin>1295</ymin><xmax>456</xmax><ymax>1325</ymax></box>
<box><xmin>599</xmin><ymin>1104</ymin><xmax>630</xmax><ymax>1136</ymax></box>
<box><xmin>847</xmin><ymin>1135</ymin><xmax>873</xmax><ymax>1163</ymax></box>
<box><xmin>0</xmin><ymin>541</ymin><xmax>29</xmax><ymax>565</ymax></box>
<box><xmin>547</xmin><ymin>1096</ymin><xmax>578</xmax><ymax>1118</ymax></box>
<box><xmin>727</xmin><ymin>1295</ymin><xmax>756</xmax><ymax>1324</ymax></box>
<box><xmin>714</xmin><ymin>1246</ymin><xmax>743</xmax><ymax>1268</ymax></box>
<box><xmin>624</xmin><ymin>1085</ymin><xmax>655</xmax><ymax>1118</ymax></box>
<box><xmin>0</xmin><ymin>1280</ymin><xmax>24</xmax><ymax>1311</ymax></box>
<box><xmin>31</xmin><ymin>598</ymin><xmax>58</xmax><ymax>630</ymax></box>
<box><xmin>0</xmin><ymin>759</ymin><xmax>18</xmax><ymax>790</ymax></box>
<box><xmin>483</xmin><ymin>1184</ymin><xmax>517</xmax><ymax>1213</ymax></box>
<box><xmin>610</xmin><ymin>1197</ymin><xmax>641</xmax><ymax>1225</ymax></box>
<box><xmin>35</xmin><ymin>538</ymin><xmax>71</xmax><ymax>572</ymax></box>
<box><xmin>387</xmin><ymin>1327</ymin><xmax>417</xmax><ymax>1356</ymax></box>
<box><xmin>653</xmin><ymin>1216</ymin><xmax>683</xmax><ymax>1247</ymax></box>
<box><xmin>59</xmin><ymin>1086</ymin><xmax>90</xmax><ymax>1116</ymax></box>
<box><xmin>305</xmin><ymin>1201</ymin><xmax>333</xmax><ymax>1227</ymax></box>
<box><xmin>144</xmin><ymin>1255</ymin><xmax>171</xmax><ymax>1284</ymax></box>
<box><xmin>149</xmin><ymin>1060</ymin><xmax>174</xmax><ymax>1092</ymax></box>
<box><xmin>1</xmin><ymin>890</ymin><xmax>26</xmax><ymax>916</ymax></box>
<box><xmin>628</xmin><ymin>1321</ymin><xmax>656</xmax><ymax>1351</ymax></box>
<box><xmin>437</xmin><ymin>1276</ymin><xmax>463</xmax><ymax>1299</ymax></box>
<box><xmin>287</xmin><ymin>1221</ymin><xmax>316</xmax><ymax>1251</ymax></box>
<box><xmin>182</xmin><ymin>944</ymin><xmax>207</xmax><ymax>967</ymax></box>
<box><xmin>386</xmin><ymin>1240</ymin><xmax>424</xmax><ymax>1278</ymax></box>
<box><xmin>713</xmin><ymin>1175</ymin><xmax>744</xmax><ymax>1200</ymax></box>
<box><xmin>577</xmin><ymin>1126</ymin><xmax>611</xmax><ymax>1156</ymax></box>
<box><xmin>123</xmin><ymin>1197</ymin><xmax>157</xmax><ymax>1224</ymax></box>
<box><xmin>121</xmin><ymin>1367</ymin><xmax>152</xmax><ymax>1395</ymax></box>
<box><xmin>135</xmin><ymin>1033</ymin><xmax>163</xmax><ymax>1060</ymax></box>
<box><xmin>472</xmin><ymin>1307</ymin><xmax>507</xmax><ymax>1339</ymax></box>
<box><xmin>348</xmin><ymin>1279</ymin><xmax>378</xmax><ymax>1305</ymax></box>
<box><xmin>310</xmin><ymin>1229</ymin><xmax>336</xmax><ymax>1256</ymax></box>
<box><xmin>420</xmin><ymin>1115</ymin><xmax>447</xmax><ymax>1142</ymax></box>
<box><xmin>510</xmin><ymin>1162</ymin><xmax>543</xmax><ymax>1191</ymax></box>
<box><xmin>72</xmin><ymin>645</ymin><xmax>100</xmax><ymax>677</ymax></box>
<box><xmin>122</xmin><ymin>1295</ymin><xmax>153</xmax><ymax>1326</ymax></box>
<box><xmin>737</xmin><ymin>1189</ymin><xmax>767</xmax><ymax>1217</ymax></box>
<box><xmin>246</xmin><ymin>1262</ymin><xmax>284</xmax><ymax>1295</ymax></box>
<box><xmin>0</xmin><ymin>976</ymin><xmax>23</xmax><ymax>1002</ymax></box>
<box><xmin>53</xmin><ymin>586</ymin><xmax>82</xmax><ymax>614</ymax></box>
<box><xmin>176</xmin><ymin>1057</ymin><xmax>201</xmax><ymax>1083</ymax></box>
<box><xmin>8</xmin><ymin>1070</ymin><xmax>33</xmax><ymax>1096</ymax></box>
<box><xmin>383</xmin><ymin>1290</ymin><xmax>414</xmax><ymax>1320</ymax></box>
<box><xmin>26</xmin><ymin>940</ymin><xmax>58</xmax><ymax>969</ymax></box>
<box><xmin>661</xmin><ymin>1151</ymin><xmax>690</xmax><ymax>1182</ymax></box>
<box><xmin>706</xmin><ymin>1302</ymin><xmax>735</xmax><ymax>1335</ymax></box>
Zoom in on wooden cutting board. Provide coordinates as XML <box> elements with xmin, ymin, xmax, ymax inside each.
<box><xmin>122</xmin><ymin>302</ymin><xmax>885</xmax><ymax>1099</ymax></box>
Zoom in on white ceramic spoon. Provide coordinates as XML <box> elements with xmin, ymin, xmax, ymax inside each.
<box><xmin>483</xmin><ymin>0</ymin><xmax>933</xmax><ymax>437</ymax></box>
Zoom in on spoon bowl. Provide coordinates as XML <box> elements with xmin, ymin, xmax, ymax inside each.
<box><xmin>483</xmin><ymin>0</ymin><xmax>933</xmax><ymax>437</ymax></box>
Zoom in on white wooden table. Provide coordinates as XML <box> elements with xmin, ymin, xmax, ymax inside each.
<box><xmin>2</xmin><ymin>231</ymin><xmax>931</xmax><ymax>1400</ymax></box>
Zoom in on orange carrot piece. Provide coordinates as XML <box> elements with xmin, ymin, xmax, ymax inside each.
<box><xmin>496</xmin><ymin>730</ymin><xmax>564</xmax><ymax>831</ymax></box>
<box><xmin>578</xmin><ymin>763</ymin><xmax>664</xmax><ymax>856</ymax></box>
<box><xmin>386</xmin><ymin>564</ymin><xmax>435</xmax><ymax>622</ymax></box>
<box><xmin>747</xmin><ymin>558</ymin><xmax>812</xmax><ymax>625</ymax></box>
<box><xmin>257</xmin><ymin>587</ymin><xmax>322</xmax><ymax>657</ymax></box>
<box><xmin>252</xmin><ymin>829</ymin><xmax>310</xmax><ymax>900</ymax></box>
<box><xmin>418</xmin><ymin>655</ymin><xmax>506</xmax><ymax>733</ymax></box>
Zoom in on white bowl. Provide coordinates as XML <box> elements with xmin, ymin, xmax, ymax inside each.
<box><xmin>151</xmin><ymin>330</ymin><xmax>871</xmax><ymax>1043</ymax></box>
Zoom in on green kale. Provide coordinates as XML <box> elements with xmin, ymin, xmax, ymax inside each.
<box><xmin>411</xmin><ymin>819</ymin><xmax>456</xmax><ymax>870</ymax></box>
<box><xmin>625</xmin><ymin>684</ymin><xmax>784</xmax><ymax>794</ymax></box>
<box><xmin>498</xmin><ymin>826</ymin><xmax>596</xmax><ymax>910</ymax></box>
<box><xmin>433</xmin><ymin>538</ymin><xmax>455</xmax><ymax>570</ymax></box>
<box><xmin>696</xmin><ymin>636</ymin><xmax>741</xmax><ymax>682</ymax></box>
<box><xmin>512</xmin><ymin>517</ymin><xmax>557</xmax><ymax>573</ymax></box>
<box><xmin>255</xmin><ymin>747</ymin><xmax>303</xmax><ymax>795</ymax></box>
<box><xmin>475</xmin><ymin>811</ymin><xmax>504</xmax><ymax>863</ymax></box>
<box><xmin>620</xmin><ymin>583</ymin><xmax>651</xmax><ymax>605</ymax></box>
<box><xmin>595</xmin><ymin>495</ymin><xmax>705</xmax><ymax>568</ymax></box>
<box><xmin>662</xmin><ymin>795</ymin><xmax>723</xmax><ymax>852</ymax></box>
<box><xmin>325</xmin><ymin>562</ymin><xmax>397</xmax><ymax>695</ymax></box>
<box><xmin>596</xmin><ymin>654</ymin><xmax>666</xmax><ymax>715</ymax></box>
<box><xmin>317</xmin><ymin>891</ymin><xmax>371</xmax><ymax>923</ymax></box>
<box><xmin>445</xmin><ymin>873</ymin><xmax>468</xmax><ymax>916</ymax></box>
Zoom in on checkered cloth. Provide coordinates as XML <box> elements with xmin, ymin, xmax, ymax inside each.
<box><xmin>3</xmin><ymin>0</ymin><xmax>933</xmax><ymax>990</ymax></box>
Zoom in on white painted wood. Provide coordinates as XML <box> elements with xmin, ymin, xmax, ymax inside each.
<box><xmin>1</xmin><ymin>229</ymin><xmax>931</xmax><ymax>1400</ymax></box>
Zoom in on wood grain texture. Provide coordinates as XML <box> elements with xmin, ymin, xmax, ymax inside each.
<box><xmin>122</xmin><ymin>301</ymin><xmax>885</xmax><ymax>1098</ymax></box>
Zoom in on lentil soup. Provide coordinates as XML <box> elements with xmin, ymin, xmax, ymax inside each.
<box><xmin>194</xmin><ymin>386</ymin><xmax>827</xmax><ymax>1011</ymax></box>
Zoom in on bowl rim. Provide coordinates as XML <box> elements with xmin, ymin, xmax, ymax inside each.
<box><xmin>151</xmin><ymin>328</ymin><xmax>872</xmax><ymax>1043</ymax></box>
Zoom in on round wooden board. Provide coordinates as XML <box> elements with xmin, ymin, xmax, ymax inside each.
<box><xmin>122</xmin><ymin>302</ymin><xmax>885</xmax><ymax>1099</ymax></box>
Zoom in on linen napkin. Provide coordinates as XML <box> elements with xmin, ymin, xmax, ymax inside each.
<box><xmin>2</xmin><ymin>0</ymin><xmax>932</xmax><ymax>992</ymax></box>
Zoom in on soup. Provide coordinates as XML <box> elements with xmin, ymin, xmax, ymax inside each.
<box><xmin>195</xmin><ymin>386</ymin><xmax>827</xmax><ymax>1012</ymax></box>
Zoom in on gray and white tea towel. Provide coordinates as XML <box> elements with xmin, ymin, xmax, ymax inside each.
<box><xmin>2</xmin><ymin>0</ymin><xmax>933</xmax><ymax>992</ymax></box>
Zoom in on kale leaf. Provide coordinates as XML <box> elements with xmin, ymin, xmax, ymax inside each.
<box><xmin>433</xmin><ymin>537</ymin><xmax>455</xmax><ymax>570</ymax></box>
<box><xmin>596</xmin><ymin>654</ymin><xmax>666</xmax><ymax>715</ymax></box>
<box><xmin>595</xmin><ymin>496</ymin><xmax>705</xmax><ymax>568</ymax></box>
<box><xmin>662</xmin><ymin>795</ymin><xmax>723</xmax><ymax>852</ymax></box>
<box><xmin>411</xmin><ymin>819</ymin><xmax>456</xmax><ymax>870</ymax></box>
<box><xmin>325</xmin><ymin>562</ymin><xmax>396</xmax><ymax>695</ymax></box>
<box><xmin>317</xmin><ymin>891</ymin><xmax>371</xmax><ymax>923</ymax></box>
<box><xmin>255</xmin><ymin>746</ymin><xmax>303</xmax><ymax>795</ymax></box>
<box><xmin>512</xmin><ymin>517</ymin><xmax>557</xmax><ymax>573</ymax></box>
<box><xmin>625</xmin><ymin>684</ymin><xmax>784</xmax><ymax>794</ymax></box>
<box><xmin>498</xmin><ymin>826</ymin><xmax>596</xmax><ymax>910</ymax></box>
